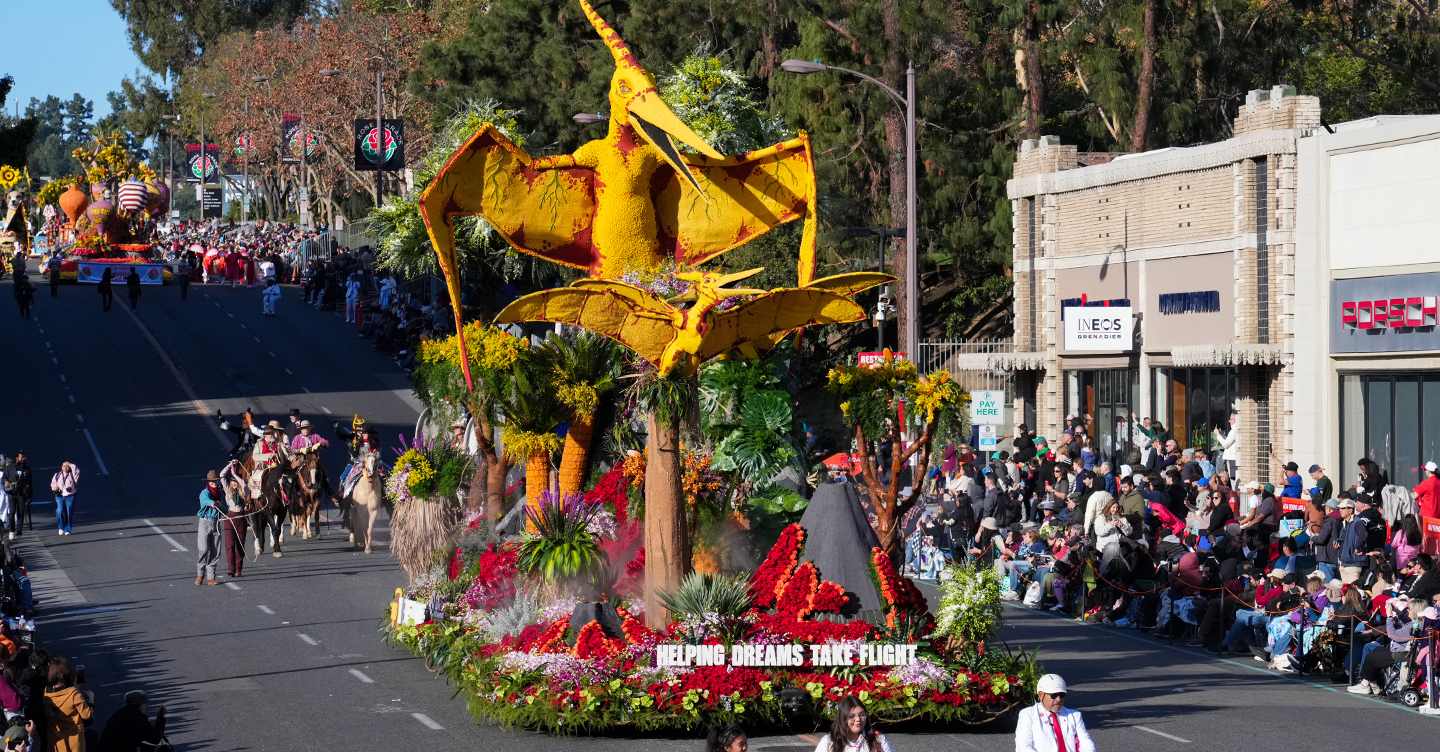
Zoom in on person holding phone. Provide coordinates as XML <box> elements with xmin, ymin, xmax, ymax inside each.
<box><xmin>42</xmin><ymin>658</ymin><xmax>92</xmax><ymax>752</ymax></box>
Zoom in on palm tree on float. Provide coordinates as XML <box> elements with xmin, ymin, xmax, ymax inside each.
<box><xmin>544</xmin><ymin>330</ymin><xmax>619</xmax><ymax>496</ymax></box>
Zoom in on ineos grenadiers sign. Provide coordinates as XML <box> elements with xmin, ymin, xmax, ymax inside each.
<box><xmin>1062</xmin><ymin>305</ymin><xmax>1133</xmax><ymax>351</ymax></box>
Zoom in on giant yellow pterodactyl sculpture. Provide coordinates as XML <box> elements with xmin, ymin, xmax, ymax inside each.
<box><xmin>420</xmin><ymin>0</ymin><xmax>845</xmax><ymax>293</ymax></box>
<box><xmin>422</xmin><ymin>0</ymin><xmax>892</xmax><ymax>386</ymax></box>
<box><xmin>495</xmin><ymin>269</ymin><xmax>869</xmax><ymax>377</ymax></box>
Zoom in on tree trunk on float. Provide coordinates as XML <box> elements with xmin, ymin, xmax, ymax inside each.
<box><xmin>524</xmin><ymin>450</ymin><xmax>550</xmax><ymax>531</ymax></box>
<box><xmin>558</xmin><ymin>414</ymin><xmax>594</xmax><ymax>496</ymax></box>
<box><xmin>643</xmin><ymin>410</ymin><xmax>689</xmax><ymax>629</ymax></box>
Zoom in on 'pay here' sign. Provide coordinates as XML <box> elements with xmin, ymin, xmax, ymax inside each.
<box><xmin>969</xmin><ymin>390</ymin><xmax>1005</xmax><ymax>425</ymax></box>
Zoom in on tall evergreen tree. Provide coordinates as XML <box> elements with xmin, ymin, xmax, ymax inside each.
<box><xmin>110</xmin><ymin>0</ymin><xmax>316</xmax><ymax>80</ymax></box>
<box><xmin>0</xmin><ymin>76</ymin><xmax>38</xmax><ymax>170</ymax></box>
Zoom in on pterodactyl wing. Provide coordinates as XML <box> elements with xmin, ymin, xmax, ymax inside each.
<box><xmin>493</xmin><ymin>284</ymin><xmax>676</xmax><ymax>368</ymax></box>
<box><xmin>420</xmin><ymin>124</ymin><xmax>598</xmax><ymax>286</ymax></box>
<box><xmin>654</xmin><ymin>132</ymin><xmax>821</xmax><ymax>283</ymax></box>
<box><xmin>695</xmin><ymin>289</ymin><xmax>866</xmax><ymax>363</ymax></box>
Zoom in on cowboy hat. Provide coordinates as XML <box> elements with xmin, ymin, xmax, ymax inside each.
<box><xmin>265</xmin><ymin>420</ymin><xmax>283</xmax><ymax>430</ymax></box>
<box><xmin>298</xmin><ymin>420</ymin><xmax>312</xmax><ymax>428</ymax></box>
<box><xmin>205</xmin><ymin>470</ymin><xmax>221</xmax><ymax>482</ymax></box>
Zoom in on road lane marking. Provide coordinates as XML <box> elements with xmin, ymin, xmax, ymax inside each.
<box><xmin>298</xmin><ymin>634</ymin><xmax>319</xmax><ymax>646</ymax></box>
<box><xmin>45</xmin><ymin>342</ymin><xmax>50</xmax><ymax>348</ymax></box>
<box><xmin>228</xmin><ymin>313</ymin><xmax>233</xmax><ymax>317</ymax></box>
<box><xmin>68</xmin><ymin>395</ymin><xmax>75</xmax><ymax>402</ymax></box>
<box><xmin>257</xmin><ymin>605</ymin><xmax>275</xmax><ymax>614</ymax></box>
<box><xmin>411</xmin><ymin>713</ymin><xmax>444</xmax><ymax>730</ymax></box>
<box><xmin>302</xmin><ymin>387</ymin><xmax>311</xmax><ymax>393</ymax></box>
<box><xmin>52</xmin><ymin>358</ymin><xmax>57</xmax><ymax>363</ymax></box>
<box><xmin>1134</xmin><ymin>727</ymin><xmax>1191</xmax><ymax>743</ymax></box>
<box><xmin>269</xmin><ymin>352</ymin><xmax>275</xmax><ymax>357</ymax></box>
<box><xmin>121</xmin><ymin>305</ymin><xmax>232</xmax><ymax>450</ymax></box>
<box><xmin>349</xmin><ymin>669</ymin><xmax>375</xmax><ymax>684</ymax></box>
<box><xmin>81</xmin><ymin>429</ymin><xmax>109</xmax><ymax>475</ymax></box>
<box><xmin>285</xmin><ymin>369</ymin><xmax>293</xmax><ymax>374</ymax></box>
<box><xmin>239</xmin><ymin>324</ymin><xmax>246</xmax><ymax>328</ymax></box>
<box><xmin>254</xmin><ymin>337</ymin><xmax>261</xmax><ymax>342</ymax></box>
<box><xmin>58</xmin><ymin>375</ymin><xmax>64</xmax><ymax>382</ymax></box>
<box><xmin>225</xmin><ymin>582</ymin><xmax>241</xmax><ymax>590</ymax></box>
<box><xmin>321</xmin><ymin>406</ymin><xmax>331</xmax><ymax>414</ymax></box>
<box><xmin>143</xmin><ymin>519</ymin><xmax>189</xmax><ymax>552</ymax></box>
<box><xmin>75</xmin><ymin>414</ymin><xmax>82</xmax><ymax>423</ymax></box>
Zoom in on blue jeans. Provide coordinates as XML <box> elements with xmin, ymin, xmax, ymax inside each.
<box><xmin>8</xmin><ymin>571</ymin><xmax>30</xmax><ymax>610</ymax></box>
<box><xmin>1314</xmin><ymin>562</ymin><xmax>1338</xmax><ymax>581</ymax></box>
<box><xmin>55</xmin><ymin>494</ymin><xmax>74</xmax><ymax>534</ymax></box>
<box><xmin>1223</xmin><ymin>608</ymin><xmax>1271</xmax><ymax>647</ymax></box>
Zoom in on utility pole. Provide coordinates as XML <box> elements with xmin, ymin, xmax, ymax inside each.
<box><xmin>375</xmin><ymin>70</ymin><xmax>383</xmax><ymax>207</ymax></box>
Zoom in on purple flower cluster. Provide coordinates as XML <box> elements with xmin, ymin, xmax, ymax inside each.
<box><xmin>886</xmin><ymin>657</ymin><xmax>954</xmax><ymax>689</ymax></box>
<box><xmin>496</xmin><ymin>651</ymin><xmax>616</xmax><ymax>687</ymax></box>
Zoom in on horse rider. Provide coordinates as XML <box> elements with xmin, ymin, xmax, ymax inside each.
<box><xmin>248</xmin><ymin>422</ymin><xmax>290</xmax><ymax>496</ymax></box>
<box><xmin>284</xmin><ymin>408</ymin><xmax>303</xmax><ymax>442</ymax></box>
<box><xmin>290</xmin><ymin>420</ymin><xmax>329</xmax><ymax>454</ymax></box>
<box><xmin>219</xmin><ymin>408</ymin><xmax>262</xmax><ymax>460</ymax></box>
<box><xmin>334</xmin><ymin>414</ymin><xmax>381</xmax><ymax>497</ymax></box>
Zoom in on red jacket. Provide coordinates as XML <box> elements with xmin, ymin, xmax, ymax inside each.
<box><xmin>1414</xmin><ymin>476</ymin><xmax>1440</xmax><ymax>519</ymax></box>
<box><xmin>1148</xmin><ymin>501</ymin><xmax>1186</xmax><ymax>536</ymax></box>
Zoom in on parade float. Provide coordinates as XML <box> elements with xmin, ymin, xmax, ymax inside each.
<box><xmin>379</xmin><ymin>0</ymin><xmax>1041</xmax><ymax>734</ymax></box>
<box><xmin>34</xmin><ymin>134</ymin><xmax>172</xmax><ymax>283</ymax></box>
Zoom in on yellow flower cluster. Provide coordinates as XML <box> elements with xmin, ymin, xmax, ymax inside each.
<box><xmin>908</xmin><ymin>370</ymin><xmax>968</xmax><ymax>423</ymax></box>
<box><xmin>554</xmin><ymin>377</ymin><xmax>600</xmax><ymax>418</ymax></box>
<box><xmin>420</xmin><ymin>322</ymin><xmax>525</xmax><ymax>373</ymax></box>
<box><xmin>500</xmin><ymin>425</ymin><xmax>562</xmax><ymax>462</ymax></box>
<box><xmin>395</xmin><ymin>449</ymin><xmax>435</xmax><ymax>491</ymax></box>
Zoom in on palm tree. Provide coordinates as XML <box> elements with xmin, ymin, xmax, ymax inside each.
<box><xmin>499</xmin><ymin>356</ymin><xmax>564</xmax><ymax>525</ymax></box>
<box><xmin>544</xmin><ymin>330</ymin><xmax>619</xmax><ymax>495</ymax></box>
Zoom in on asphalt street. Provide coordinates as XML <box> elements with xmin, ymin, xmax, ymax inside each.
<box><xmin>1</xmin><ymin>270</ymin><xmax>1437</xmax><ymax>751</ymax></box>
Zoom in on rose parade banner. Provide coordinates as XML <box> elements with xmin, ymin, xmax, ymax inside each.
<box><xmin>185</xmin><ymin>145</ymin><xmax>220</xmax><ymax>184</ymax></box>
<box><xmin>281</xmin><ymin>114</ymin><xmax>320</xmax><ymax>165</ymax></box>
<box><xmin>76</xmin><ymin>262</ymin><xmax>165</xmax><ymax>285</ymax></box>
<box><xmin>354</xmin><ymin>118</ymin><xmax>405</xmax><ymax>171</ymax></box>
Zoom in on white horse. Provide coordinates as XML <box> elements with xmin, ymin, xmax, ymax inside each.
<box><xmin>343</xmin><ymin>452</ymin><xmax>386</xmax><ymax>553</ymax></box>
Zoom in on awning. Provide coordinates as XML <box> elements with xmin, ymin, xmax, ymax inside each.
<box><xmin>1170</xmin><ymin>343</ymin><xmax>1291</xmax><ymax>367</ymax></box>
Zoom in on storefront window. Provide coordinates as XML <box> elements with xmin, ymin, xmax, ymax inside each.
<box><xmin>1340</xmin><ymin>373</ymin><xmax>1440</xmax><ymax>489</ymax></box>
<box><xmin>1064</xmin><ymin>369</ymin><xmax>1137</xmax><ymax>465</ymax></box>
<box><xmin>1150</xmin><ymin>367</ymin><xmax>1239</xmax><ymax>453</ymax></box>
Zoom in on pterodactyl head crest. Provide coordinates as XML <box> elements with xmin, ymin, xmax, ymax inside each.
<box><xmin>577</xmin><ymin>0</ymin><xmax>722</xmax><ymax>191</ymax></box>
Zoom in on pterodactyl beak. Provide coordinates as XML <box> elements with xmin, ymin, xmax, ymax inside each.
<box><xmin>627</xmin><ymin>89</ymin><xmax>723</xmax><ymax>196</ymax></box>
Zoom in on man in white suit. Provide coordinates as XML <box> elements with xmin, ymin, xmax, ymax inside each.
<box><xmin>1016</xmin><ymin>674</ymin><xmax>1095</xmax><ymax>752</ymax></box>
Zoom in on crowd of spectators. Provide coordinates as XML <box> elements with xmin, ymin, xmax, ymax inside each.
<box><xmin>895</xmin><ymin>413</ymin><xmax>1440</xmax><ymax>699</ymax></box>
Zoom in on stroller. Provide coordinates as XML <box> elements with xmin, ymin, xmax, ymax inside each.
<box><xmin>1380</xmin><ymin>629</ymin><xmax>1432</xmax><ymax>708</ymax></box>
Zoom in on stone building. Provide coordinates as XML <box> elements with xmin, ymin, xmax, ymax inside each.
<box><xmin>995</xmin><ymin>85</ymin><xmax>1321</xmax><ymax>482</ymax></box>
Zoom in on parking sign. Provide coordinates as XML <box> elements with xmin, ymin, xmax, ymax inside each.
<box><xmin>978</xmin><ymin>425</ymin><xmax>998</xmax><ymax>450</ymax></box>
<box><xmin>969</xmin><ymin>390</ymin><xmax>1005</xmax><ymax>425</ymax></box>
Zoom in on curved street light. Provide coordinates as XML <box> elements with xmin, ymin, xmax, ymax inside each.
<box><xmin>572</xmin><ymin>113</ymin><xmax>607</xmax><ymax>124</ymax></box>
<box><xmin>780</xmin><ymin>58</ymin><xmax>918</xmax><ymax>360</ymax></box>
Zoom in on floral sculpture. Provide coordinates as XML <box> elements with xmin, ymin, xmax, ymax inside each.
<box><xmin>386</xmin><ymin>522</ymin><xmax>1039</xmax><ymax>733</ymax></box>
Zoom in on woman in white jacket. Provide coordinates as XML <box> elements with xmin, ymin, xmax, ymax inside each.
<box><xmin>1214</xmin><ymin>412</ymin><xmax>1240</xmax><ymax>481</ymax></box>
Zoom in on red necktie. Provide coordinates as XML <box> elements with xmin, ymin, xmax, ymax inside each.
<box><xmin>1050</xmin><ymin>712</ymin><xmax>1069</xmax><ymax>752</ymax></box>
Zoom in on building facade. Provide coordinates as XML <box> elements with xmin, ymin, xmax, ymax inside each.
<box><xmin>995</xmin><ymin>86</ymin><xmax>1321</xmax><ymax>482</ymax></box>
<box><xmin>1293</xmin><ymin>114</ymin><xmax>1440</xmax><ymax>490</ymax></box>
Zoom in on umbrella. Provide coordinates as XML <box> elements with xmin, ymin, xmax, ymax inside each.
<box><xmin>822</xmin><ymin>453</ymin><xmax>854</xmax><ymax>470</ymax></box>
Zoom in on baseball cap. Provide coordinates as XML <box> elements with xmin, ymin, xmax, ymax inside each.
<box><xmin>1309</xmin><ymin>464</ymin><xmax>1323</xmax><ymax>474</ymax></box>
<box><xmin>1338</xmin><ymin>499</ymin><xmax>1355</xmax><ymax>509</ymax></box>
<box><xmin>1263</xmin><ymin>483</ymin><xmax>1275</xmax><ymax>494</ymax></box>
<box><xmin>1284</xmin><ymin>461</ymin><xmax>1299</xmax><ymax>472</ymax></box>
<box><xmin>1324</xmin><ymin>498</ymin><xmax>1339</xmax><ymax>509</ymax></box>
<box><xmin>1307</xmin><ymin>487</ymin><xmax>1322</xmax><ymax>497</ymax></box>
<box><xmin>1427</xmin><ymin>461</ymin><xmax>1438</xmax><ymax>473</ymax></box>
<box><xmin>1036</xmin><ymin>674</ymin><xmax>1068</xmax><ymax>694</ymax></box>
<box><xmin>1245</xmin><ymin>480</ymin><xmax>1260</xmax><ymax>490</ymax></box>
<box><xmin>1268</xmin><ymin>568</ymin><xmax>1287</xmax><ymax>578</ymax></box>
<box><xmin>1196</xmin><ymin>477</ymin><xmax>1209</xmax><ymax>487</ymax></box>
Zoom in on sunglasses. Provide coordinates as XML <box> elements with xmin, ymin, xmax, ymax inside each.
<box><xmin>1045</xmin><ymin>692</ymin><xmax>1067</xmax><ymax>699</ymax></box>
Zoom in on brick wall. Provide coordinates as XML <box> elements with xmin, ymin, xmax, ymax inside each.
<box><xmin>1052</xmin><ymin>166</ymin><xmax>1234</xmax><ymax>257</ymax></box>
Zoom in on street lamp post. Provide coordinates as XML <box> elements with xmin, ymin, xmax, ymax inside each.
<box><xmin>250</xmin><ymin>75</ymin><xmax>272</xmax><ymax>223</ymax></box>
<box><xmin>161</xmin><ymin>114</ymin><xmax>182</xmax><ymax>207</ymax></box>
<box><xmin>781</xmin><ymin>59</ymin><xmax>918</xmax><ymax>360</ymax></box>
<box><xmin>842</xmin><ymin>226</ymin><xmax>905</xmax><ymax>351</ymax></box>
<box><xmin>201</xmin><ymin>93</ymin><xmax>218</xmax><ymax>222</ymax></box>
<box><xmin>321</xmin><ymin>64</ymin><xmax>386</xmax><ymax>209</ymax></box>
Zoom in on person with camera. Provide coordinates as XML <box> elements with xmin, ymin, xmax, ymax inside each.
<box><xmin>95</xmin><ymin>690</ymin><xmax>166</xmax><ymax>752</ymax></box>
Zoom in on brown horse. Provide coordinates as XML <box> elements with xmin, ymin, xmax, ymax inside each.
<box><xmin>250</xmin><ymin>464</ymin><xmax>295</xmax><ymax>557</ymax></box>
<box><xmin>286</xmin><ymin>451</ymin><xmax>330</xmax><ymax>540</ymax></box>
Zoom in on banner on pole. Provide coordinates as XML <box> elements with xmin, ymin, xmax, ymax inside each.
<box><xmin>184</xmin><ymin>144</ymin><xmax>220</xmax><ymax>184</ymax></box>
<box><xmin>280</xmin><ymin>114</ymin><xmax>320</xmax><ymax>165</ymax></box>
<box><xmin>354</xmin><ymin>119</ymin><xmax>405</xmax><ymax>171</ymax></box>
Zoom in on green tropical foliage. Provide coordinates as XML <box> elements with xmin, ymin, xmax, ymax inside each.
<box><xmin>657</xmin><ymin>571</ymin><xmax>755</xmax><ymax>619</ymax></box>
<box><xmin>659</xmin><ymin>51</ymin><xmax>791</xmax><ymax>155</ymax></box>
<box><xmin>518</xmin><ymin>493</ymin><xmax>608</xmax><ymax>581</ymax></box>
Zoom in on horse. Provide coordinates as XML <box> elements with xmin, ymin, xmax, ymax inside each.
<box><xmin>338</xmin><ymin>452</ymin><xmax>386</xmax><ymax>553</ymax></box>
<box><xmin>286</xmin><ymin>450</ymin><xmax>330</xmax><ymax>540</ymax></box>
<box><xmin>251</xmin><ymin>464</ymin><xmax>295</xmax><ymax>557</ymax></box>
